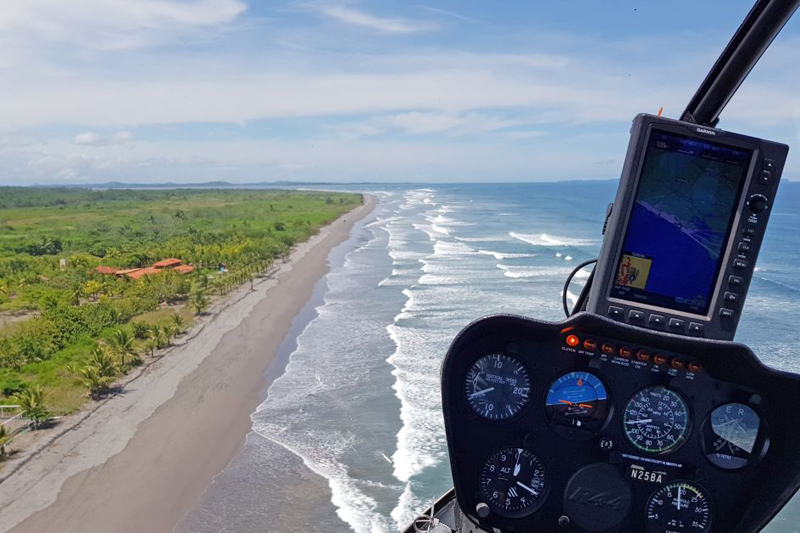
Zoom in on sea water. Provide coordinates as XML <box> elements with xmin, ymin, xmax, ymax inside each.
<box><xmin>178</xmin><ymin>181</ymin><xmax>800</xmax><ymax>533</ymax></box>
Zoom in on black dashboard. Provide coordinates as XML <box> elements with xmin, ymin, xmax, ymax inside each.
<box><xmin>441</xmin><ymin>313</ymin><xmax>800</xmax><ymax>533</ymax></box>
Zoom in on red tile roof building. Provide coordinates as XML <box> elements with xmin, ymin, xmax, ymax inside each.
<box><xmin>96</xmin><ymin>265</ymin><xmax>118</xmax><ymax>275</ymax></box>
<box><xmin>153</xmin><ymin>258</ymin><xmax>182</xmax><ymax>268</ymax></box>
<box><xmin>125</xmin><ymin>267</ymin><xmax>162</xmax><ymax>280</ymax></box>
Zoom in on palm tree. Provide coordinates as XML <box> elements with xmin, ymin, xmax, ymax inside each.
<box><xmin>109</xmin><ymin>328</ymin><xmax>136</xmax><ymax>367</ymax></box>
<box><xmin>164</xmin><ymin>324</ymin><xmax>179</xmax><ymax>342</ymax></box>
<box><xmin>83</xmin><ymin>280</ymin><xmax>104</xmax><ymax>301</ymax></box>
<box><xmin>188</xmin><ymin>290</ymin><xmax>208</xmax><ymax>315</ymax></box>
<box><xmin>69</xmin><ymin>287</ymin><xmax>82</xmax><ymax>306</ymax></box>
<box><xmin>143</xmin><ymin>338</ymin><xmax>158</xmax><ymax>357</ymax></box>
<box><xmin>89</xmin><ymin>345</ymin><xmax>118</xmax><ymax>377</ymax></box>
<box><xmin>13</xmin><ymin>385</ymin><xmax>49</xmax><ymax>430</ymax></box>
<box><xmin>0</xmin><ymin>425</ymin><xmax>12</xmax><ymax>459</ymax></box>
<box><xmin>149</xmin><ymin>325</ymin><xmax>170</xmax><ymax>349</ymax></box>
<box><xmin>170</xmin><ymin>313</ymin><xmax>185</xmax><ymax>333</ymax></box>
<box><xmin>78</xmin><ymin>366</ymin><xmax>113</xmax><ymax>400</ymax></box>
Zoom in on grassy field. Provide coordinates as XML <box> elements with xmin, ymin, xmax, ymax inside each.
<box><xmin>0</xmin><ymin>187</ymin><xmax>362</xmax><ymax>415</ymax></box>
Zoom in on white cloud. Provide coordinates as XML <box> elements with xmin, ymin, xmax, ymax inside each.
<box><xmin>424</xmin><ymin>7</ymin><xmax>475</xmax><ymax>23</ymax></box>
<box><xmin>4</xmin><ymin>133</ymin><xmax>631</xmax><ymax>184</ymax></box>
<box><xmin>0</xmin><ymin>130</ymin><xmax>40</xmax><ymax>150</ymax></box>
<box><xmin>112</xmin><ymin>131</ymin><xmax>135</xmax><ymax>144</ymax></box>
<box><xmin>328</xmin><ymin>111</ymin><xmax>535</xmax><ymax>139</ymax></box>
<box><xmin>319</xmin><ymin>5</ymin><xmax>438</xmax><ymax>34</ymax></box>
<box><xmin>74</xmin><ymin>132</ymin><xmax>105</xmax><ymax>146</ymax></box>
<box><xmin>0</xmin><ymin>0</ymin><xmax>247</xmax><ymax>52</ymax></box>
<box><xmin>73</xmin><ymin>131</ymin><xmax>136</xmax><ymax>146</ymax></box>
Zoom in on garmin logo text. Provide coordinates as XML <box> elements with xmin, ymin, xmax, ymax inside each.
<box><xmin>696</xmin><ymin>127</ymin><xmax>716</xmax><ymax>136</ymax></box>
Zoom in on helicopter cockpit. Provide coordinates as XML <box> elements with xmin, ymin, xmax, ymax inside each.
<box><xmin>404</xmin><ymin>1</ymin><xmax>800</xmax><ymax>532</ymax></box>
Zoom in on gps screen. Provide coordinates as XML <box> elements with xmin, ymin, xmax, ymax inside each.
<box><xmin>609</xmin><ymin>129</ymin><xmax>751</xmax><ymax>315</ymax></box>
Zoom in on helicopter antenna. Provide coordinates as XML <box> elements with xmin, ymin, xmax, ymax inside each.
<box><xmin>681</xmin><ymin>0</ymin><xmax>800</xmax><ymax>127</ymax></box>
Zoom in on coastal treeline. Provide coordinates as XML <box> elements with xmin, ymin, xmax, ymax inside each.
<box><xmin>0</xmin><ymin>187</ymin><xmax>361</xmax><ymax>414</ymax></box>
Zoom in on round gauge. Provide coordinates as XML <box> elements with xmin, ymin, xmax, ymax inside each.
<box><xmin>545</xmin><ymin>371</ymin><xmax>610</xmax><ymax>430</ymax></box>
<box><xmin>479</xmin><ymin>447</ymin><xmax>547</xmax><ymax>517</ymax></box>
<box><xmin>702</xmin><ymin>403</ymin><xmax>762</xmax><ymax>470</ymax></box>
<box><xmin>646</xmin><ymin>482</ymin><xmax>712</xmax><ymax>533</ymax></box>
<box><xmin>465</xmin><ymin>354</ymin><xmax>531</xmax><ymax>420</ymax></box>
<box><xmin>623</xmin><ymin>386</ymin><xmax>690</xmax><ymax>454</ymax></box>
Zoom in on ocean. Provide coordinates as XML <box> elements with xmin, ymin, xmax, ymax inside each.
<box><xmin>177</xmin><ymin>181</ymin><xmax>800</xmax><ymax>533</ymax></box>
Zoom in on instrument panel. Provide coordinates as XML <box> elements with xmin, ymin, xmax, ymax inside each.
<box><xmin>441</xmin><ymin>313</ymin><xmax>800</xmax><ymax>533</ymax></box>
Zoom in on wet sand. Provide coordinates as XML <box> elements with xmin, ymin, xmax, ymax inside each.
<box><xmin>0</xmin><ymin>195</ymin><xmax>377</xmax><ymax>533</ymax></box>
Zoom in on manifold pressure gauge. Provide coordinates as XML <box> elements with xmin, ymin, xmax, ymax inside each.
<box><xmin>646</xmin><ymin>482</ymin><xmax>712</xmax><ymax>533</ymax></box>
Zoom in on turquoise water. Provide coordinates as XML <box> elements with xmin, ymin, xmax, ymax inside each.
<box><xmin>179</xmin><ymin>181</ymin><xmax>800</xmax><ymax>532</ymax></box>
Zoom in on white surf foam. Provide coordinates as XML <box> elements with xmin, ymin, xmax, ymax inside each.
<box><xmin>510</xmin><ymin>231</ymin><xmax>595</xmax><ymax>247</ymax></box>
<box><xmin>496</xmin><ymin>264</ymin><xmax>572</xmax><ymax>279</ymax></box>
<box><xmin>478</xmin><ymin>250</ymin><xmax>536</xmax><ymax>260</ymax></box>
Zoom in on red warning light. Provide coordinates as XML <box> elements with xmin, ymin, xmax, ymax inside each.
<box><xmin>566</xmin><ymin>334</ymin><xmax>580</xmax><ymax>347</ymax></box>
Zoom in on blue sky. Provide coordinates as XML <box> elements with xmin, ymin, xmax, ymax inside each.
<box><xmin>0</xmin><ymin>0</ymin><xmax>798</xmax><ymax>184</ymax></box>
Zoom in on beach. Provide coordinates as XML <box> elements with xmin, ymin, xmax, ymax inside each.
<box><xmin>0</xmin><ymin>194</ymin><xmax>377</xmax><ymax>533</ymax></box>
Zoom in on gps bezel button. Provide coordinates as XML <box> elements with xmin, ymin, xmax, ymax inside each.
<box><xmin>647</xmin><ymin>314</ymin><xmax>665</xmax><ymax>329</ymax></box>
<box><xmin>720</xmin><ymin>308</ymin><xmax>735</xmax><ymax>319</ymax></box>
<box><xmin>627</xmin><ymin>310</ymin><xmax>645</xmax><ymax>324</ymax></box>
<box><xmin>723</xmin><ymin>292</ymin><xmax>739</xmax><ymax>303</ymax></box>
<box><xmin>688</xmin><ymin>322</ymin><xmax>705</xmax><ymax>337</ymax></box>
<box><xmin>668</xmin><ymin>318</ymin><xmax>685</xmax><ymax>332</ymax></box>
<box><xmin>733</xmin><ymin>259</ymin><xmax>748</xmax><ymax>270</ymax></box>
<box><xmin>729</xmin><ymin>275</ymin><xmax>743</xmax><ymax>286</ymax></box>
<box><xmin>608</xmin><ymin>306</ymin><xmax>624</xmax><ymax>321</ymax></box>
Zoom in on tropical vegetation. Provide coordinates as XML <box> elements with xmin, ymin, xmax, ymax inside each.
<box><xmin>0</xmin><ymin>187</ymin><xmax>361</xmax><ymax>415</ymax></box>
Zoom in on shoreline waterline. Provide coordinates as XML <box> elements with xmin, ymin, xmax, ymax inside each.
<box><xmin>0</xmin><ymin>195</ymin><xmax>378</xmax><ymax>533</ymax></box>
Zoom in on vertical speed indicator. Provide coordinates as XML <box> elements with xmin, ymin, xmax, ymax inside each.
<box><xmin>465</xmin><ymin>354</ymin><xmax>531</xmax><ymax>420</ymax></box>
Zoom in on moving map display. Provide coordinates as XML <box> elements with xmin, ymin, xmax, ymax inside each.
<box><xmin>610</xmin><ymin>130</ymin><xmax>751</xmax><ymax>315</ymax></box>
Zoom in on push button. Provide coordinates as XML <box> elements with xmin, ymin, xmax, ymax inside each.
<box><xmin>759</xmin><ymin>170</ymin><xmax>772</xmax><ymax>185</ymax></box>
<box><xmin>628</xmin><ymin>310</ymin><xmax>645</xmax><ymax>324</ymax></box>
<box><xmin>720</xmin><ymin>308</ymin><xmax>735</xmax><ymax>319</ymax></box>
<box><xmin>733</xmin><ymin>259</ymin><xmax>748</xmax><ymax>270</ymax></box>
<box><xmin>608</xmin><ymin>306</ymin><xmax>624</xmax><ymax>321</ymax></box>
<box><xmin>688</xmin><ymin>322</ymin><xmax>705</xmax><ymax>337</ymax></box>
<box><xmin>729</xmin><ymin>275</ymin><xmax>743</xmax><ymax>286</ymax></box>
<box><xmin>764</xmin><ymin>158</ymin><xmax>775</xmax><ymax>171</ymax></box>
<box><xmin>738</xmin><ymin>242</ymin><xmax>751</xmax><ymax>253</ymax></box>
<box><xmin>668</xmin><ymin>318</ymin><xmax>686</xmax><ymax>331</ymax></box>
<box><xmin>648</xmin><ymin>314</ymin><xmax>665</xmax><ymax>329</ymax></box>
<box><xmin>723</xmin><ymin>292</ymin><xmax>739</xmax><ymax>303</ymax></box>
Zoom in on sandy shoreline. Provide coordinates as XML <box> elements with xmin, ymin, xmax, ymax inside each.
<box><xmin>0</xmin><ymin>194</ymin><xmax>377</xmax><ymax>533</ymax></box>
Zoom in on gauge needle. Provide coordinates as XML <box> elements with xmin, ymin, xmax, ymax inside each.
<box><xmin>469</xmin><ymin>387</ymin><xmax>494</xmax><ymax>399</ymax></box>
<box><xmin>516</xmin><ymin>481</ymin><xmax>539</xmax><ymax>496</ymax></box>
<box><xmin>676</xmin><ymin>488</ymin><xmax>683</xmax><ymax>510</ymax></box>
<box><xmin>626</xmin><ymin>419</ymin><xmax>653</xmax><ymax>425</ymax></box>
<box><xmin>513</xmin><ymin>450</ymin><xmax>521</xmax><ymax>477</ymax></box>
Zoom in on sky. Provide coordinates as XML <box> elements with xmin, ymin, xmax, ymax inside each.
<box><xmin>0</xmin><ymin>0</ymin><xmax>799</xmax><ymax>184</ymax></box>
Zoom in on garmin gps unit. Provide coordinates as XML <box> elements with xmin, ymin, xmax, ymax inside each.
<box><xmin>586</xmin><ymin>113</ymin><xmax>788</xmax><ymax>340</ymax></box>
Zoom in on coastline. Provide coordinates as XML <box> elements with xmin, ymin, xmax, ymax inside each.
<box><xmin>0</xmin><ymin>194</ymin><xmax>378</xmax><ymax>533</ymax></box>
